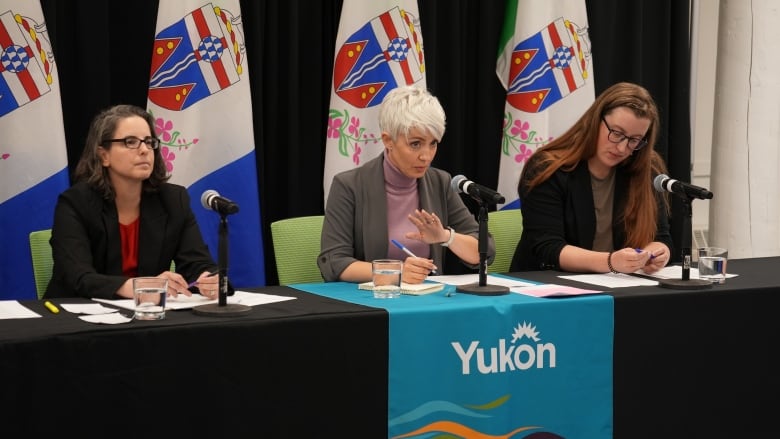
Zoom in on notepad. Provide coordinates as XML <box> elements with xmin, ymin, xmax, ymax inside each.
<box><xmin>358</xmin><ymin>281</ymin><xmax>445</xmax><ymax>295</ymax></box>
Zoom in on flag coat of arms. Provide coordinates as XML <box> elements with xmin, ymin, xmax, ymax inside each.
<box><xmin>323</xmin><ymin>0</ymin><xmax>426</xmax><ymax>204</ymax></box>
<box><xmin>495</xmin><ymin>0</ymin><xmax>595</xmax><ymax>210</ymax></box>
<box><xmin>148</xmin><ymin>0</ymin><xmax>264</xmax><ymax>287</ymax></box>
<box><xmin>0</xmin><ymin>0</ymin><xmax>69</xmax><ymax>300</ymax></box>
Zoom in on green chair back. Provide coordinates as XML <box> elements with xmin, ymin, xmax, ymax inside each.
<box><xmin>28</xmin><ymin>229</ymin><xmax>177</xmax><ymax>299</ymax></box>
<box><xmin>270</xmin><ymin>215</ymin><xmax>325</xmax><ymax>286</ymax></box>
<box><xmin>29</xmin><ymin>229</ymin><xmax>53</xmax><ymax>299</ymax></box>
<box><xmin>487</xmin><ymin>209</ymin><xmax>523</xmax><ymax>274</ymax></box>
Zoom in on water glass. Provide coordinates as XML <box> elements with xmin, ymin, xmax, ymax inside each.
<box><xmin>697</xmin><ymin>247</ymin><xmax>728</xmax><ymax>284</ymax></box>
<box><xmin>133</xmin><ymin>277</ymin><xmax>168</xmax><ymax>320</ymax></box>
<box><xmin>371</xmin><ymin>259</ymin><xmax>402</xmax><ymax>299</ymax></box>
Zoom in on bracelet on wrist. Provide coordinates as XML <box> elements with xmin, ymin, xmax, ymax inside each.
<box><xmin>607</xmin><ymin>251</ymin><xmax>619</xmax><ymax>274</ymax></box>
<box><xmin>440</xmin><ymin>226</ymin><xmax>455</xmax><ymax>247</ymax></box>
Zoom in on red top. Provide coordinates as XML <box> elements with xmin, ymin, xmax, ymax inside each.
<box><xmin>120</xmin><ymin>218</ymin><xmax>140</xmax><ymax>277</ymax></box>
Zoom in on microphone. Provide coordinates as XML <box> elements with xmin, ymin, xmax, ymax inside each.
<box><xmin>201</xmin><ymin>190</ymin><xmax>240</xmax><ymax>215</ymax></box>
<box><xmin>653</xmin><ymin>174</ymin><xmax>713</xmax><ymax>200</ymax></box>
<box><xmin>451</xmin><ymin>175</ymin><xmax>505</xmax><ymax>204</ymax></box>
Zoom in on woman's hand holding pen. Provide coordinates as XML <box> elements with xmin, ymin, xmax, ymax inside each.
<box><xmin>639</xmin><ymin>243</ymin><xmax>670</xmax><ymax>274</ymax></box>
<box><xmin>155</xmin><ymin>269</ymin><xmax>219</xmax><ymax>299</ymax></box>
<box><xmin>391</xmin><ymin>239</ymin><xmax>438</xmax><ymax>284</ymax></box>
<box><xmin>190</xmin><ymin>270</ymin><xmax>219</xmax><ymax>298</ymax></box>
<box><xmin>155</xmin><ymin>270</ymin><xmax>192</xmax><ymax>298</ymax></box>
<box><xmin>611</xmin><ymin>248</ymin><xmax>652</xmax><ymax>273</ymax></box>
<box><xmin>402</xmin><ymin>257</ymin><xmax>436</xmax><ymax>284</ymax></box>
<box><xmin>610</xmin><ymin>245</ymin><xmax>669</xmax><ymax>274</ymax></box>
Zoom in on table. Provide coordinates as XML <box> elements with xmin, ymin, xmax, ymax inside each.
<box><xmin>0</xmin><ymin>287</ymin><xmax>388</xmax><ymax>437</ymax></box>
<box><xmin>2</xmin><ymin>257</ymin><xmax>777</xmax><ymax>437</ymax></box>
<box><xmin>293</xmin><ymin>256</ymin><xmax>779</xmax><ymax>438</ymax></box>
<box><xmin>506</xmin><ymin>256</ymin><xmax>780</xmax><ymax>438</ymax></box>
<box><xmin>293</xmin><ymin>279</ymin><xmax>615</xmax><ymax>438</ymax></box>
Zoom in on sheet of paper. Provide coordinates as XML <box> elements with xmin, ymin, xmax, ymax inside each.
<box><xmin>431</xmin><ymin>274</ymin><xmax>539</xmax><ymax>288</ymax></box>
<box><xmin>94</xmin><ymin>290</ymin><xmax>296</xmax><ymax>311</ymax></box>
<box><xmin>510</xmin><ymin>283</ymin><xmax>604</xmax><ymax>298</ymax></box>
<box><xmin>0</xmin><ymin>301</ymin><xmax>42</xmax><ymax>319</ymax></box>
<box><xmin>559</xmin><ymin>273</ymin><xmax>659</xmax><ymax>288</ymax></box>
<box><xmin>79</xmin><ymin>312</ymin><xmax>133</xmax><ymax>325</ymax></box>
<box><xmin>61</xmin><ymin>303</ymin><xmax>120</xmax><ymax>315</ymax></box>
<box><xmin>640</xmin><ymin>265</ymin><xmax>738</xmax><ymax>280</ymax></box>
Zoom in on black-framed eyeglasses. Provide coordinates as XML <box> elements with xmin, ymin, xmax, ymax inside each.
<box><xmin>101</xmin><ymin>136</ymin><xmax>160</xmax><ymax>150</ymax></box>
<box><xmin>601</xmin><ymin>117</ymin><xmax>647</xmax><ymax>151</ymax></box>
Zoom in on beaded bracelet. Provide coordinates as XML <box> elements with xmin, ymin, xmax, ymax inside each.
<box><xmin>607</xmin><ymin>251</ymin><xmax>620</xmax><ymax>274</ymax></box>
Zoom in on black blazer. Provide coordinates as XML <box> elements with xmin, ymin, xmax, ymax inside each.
<box><xmin>510</xmin><ymin>160</ymin><xmax>673</xmax><ymax>271</ymax></box>
<box><xmin>44</xmin><ymin>182</ymin><xmax>217</xmax><ymax>299</ymax></box>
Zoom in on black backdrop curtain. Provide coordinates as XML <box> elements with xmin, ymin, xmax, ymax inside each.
<box><xmin>39</xmin><ymin>0</ymin><xmax>691</xmax><ymax>286</ymax></box>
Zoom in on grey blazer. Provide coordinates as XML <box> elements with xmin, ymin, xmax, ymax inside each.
<box><xmin>318</xmin><ymin>154</ymin><xmax>495</xmax><ymax>281</ymax></box>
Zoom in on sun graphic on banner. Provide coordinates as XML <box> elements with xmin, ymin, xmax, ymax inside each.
<box><xmin>511</xmin><ymin>321</ymin><xmax>540</xmax><ymax>343</ymax></box>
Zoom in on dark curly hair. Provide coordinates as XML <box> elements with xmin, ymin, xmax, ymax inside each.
<box><xmin>73</xmin><ymin>104</ymin><xmax>169</xmax><ymax>199</ymax></box>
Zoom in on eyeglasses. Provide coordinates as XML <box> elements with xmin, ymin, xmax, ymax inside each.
<box><xmin>601</xmin><ymin>117</ymin><xmax>647</xmax><ymax>151</ymax></box>
<box><xmin>101</xmin><ymin>136</ymin><xmax>160</xmax><ymax>150</ymax></box>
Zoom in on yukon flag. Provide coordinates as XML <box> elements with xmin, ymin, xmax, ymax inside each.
<box><xmin>323</xmin><ymin>0</ymin><xmax>426</xmax><ymax>204</ymax></box>
<box><xmin>496</xmin><ymin>0</ymin><xmax>595</xmax><ymax>209</ymax></box>
<box><xmin>148</xmin><ymin>1</ymin><xmax>264</xmax><ymax>287</ymax></box>
<box><xmin>0</xmin><ymin>1</ymin><xmax>69</xmax><ymax>300</ymax></box>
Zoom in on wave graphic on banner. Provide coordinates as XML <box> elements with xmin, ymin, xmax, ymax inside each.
<box><xmin>389</xmin><ymin>396</ymin><xmax>565</xmax><ymax>438</ymax></box>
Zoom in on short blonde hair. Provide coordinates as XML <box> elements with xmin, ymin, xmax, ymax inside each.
<box><xmin>378</xmin><ymin>86</ymin><xmax>446</xmax><ymax>141</ymax></box>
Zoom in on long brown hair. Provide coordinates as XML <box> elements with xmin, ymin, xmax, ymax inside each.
<box><xmin>74</xmin><ymin>104</ymin><xmax>169</xmax><ymax>199</ymax></box>
<box><xmin>520</xmin><ymin>82</ymin><xmax>669</xmax><ymax>247</ymax></box>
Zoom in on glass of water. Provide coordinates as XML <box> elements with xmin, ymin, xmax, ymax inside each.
<box><xmin>697</xmin><ymin>247</ymin><xmax>728</xmax><ymax>284</ymax></box>
<box><xmin>132</xmin><ymin>277</ymin><xmax>168</xmax><ymax>319</ymax></box>
<box><xmin>371</xmin><ymin>259</ymin><xmax>402</xmax><ymax>299</ymax></box>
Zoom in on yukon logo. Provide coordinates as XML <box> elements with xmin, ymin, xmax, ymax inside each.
<box><xmin>451</xmin><ymin>321</ymin><xmax>556</xmax><ymax>375</ymax></box>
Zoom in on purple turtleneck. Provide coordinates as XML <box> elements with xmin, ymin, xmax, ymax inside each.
<box><xmin>383</xmin><ymin>152</ymin><xmax>430</xmax><ymax>259</ymax></box>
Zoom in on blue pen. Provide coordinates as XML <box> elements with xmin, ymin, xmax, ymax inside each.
<box><xmin>635</xmin><ymin>248</ymin><xmax>656</xmax><ymax>259</ymax></box>
<box><xmin>391</xmin><ymin>239</ymin><xmax>438</xmax><ymax>275</ymax></box>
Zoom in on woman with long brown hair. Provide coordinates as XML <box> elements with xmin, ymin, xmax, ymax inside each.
<box><xmin>510</xmin><ymin>82</ymin><xmax>672</xmax><ymax>274</ymax></box>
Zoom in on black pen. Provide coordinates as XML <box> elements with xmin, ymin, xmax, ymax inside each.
<box><xmin>187</xmin><ymin>270</ymin><xmax>219</xmax><ymax>288</ymax></box>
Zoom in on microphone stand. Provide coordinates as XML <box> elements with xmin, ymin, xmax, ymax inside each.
<box><xmin>194</xmin><ymin>213</ymin><xmax>252</xmax><ymax>316</ymax></box>
<box><xmin>658</xmin><ymin>196</ymin><xmax>711</xmax><ymax>290</ymax></box>
<box><xmin>456</xmin><ymin>202</ymin><xmax>510</xmax><ymax>296</ymax></box>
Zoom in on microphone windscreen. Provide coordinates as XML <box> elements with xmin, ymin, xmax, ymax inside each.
<box><xmin>653</xmin><ymin>174</ymin><xmax>668</xmax><ymax>193</ymax></box>
<box><xmin>451</xmin><ymin>175</ymin><xmax>467</xmax><ymax>193</ymax></box>
<box><xmin>201</xmin><ymin>189</ymin><xmax>218</xmax><ymax>210</ymax></box>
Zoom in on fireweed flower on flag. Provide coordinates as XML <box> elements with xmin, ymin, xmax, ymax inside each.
<box><xmin>323</xmin><ymin>1</ymin><xmax>427</xmax><ymax>206</ymax></box>
<box><xmin>147</xmin><ymin>0</ymin><xmax>266</xmax><ymax>288</ymax></box>
<box><xmin>494</xmin><ymin>0</ymin><xmax>595</xmax><ymax>210</ymax></box>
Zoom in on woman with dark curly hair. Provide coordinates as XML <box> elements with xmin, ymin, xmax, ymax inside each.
<box><xmin>44</xmin><ymin>104</ymin><xmax>219</xmax><ymax>300</ymax></box>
